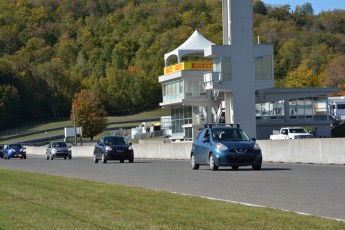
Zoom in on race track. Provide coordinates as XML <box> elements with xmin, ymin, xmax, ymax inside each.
<box><xmin>1</xmin><ymin>157</ymin><xmax>344</xmax><ymax>221</ymax></box>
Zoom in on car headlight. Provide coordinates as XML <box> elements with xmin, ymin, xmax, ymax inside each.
<box><xmin>128</xmin><ymin>146</ymin><xmax>133</xmax><ymax>151</ymax></box>
<box><xmin>105</xmin><ymin>146</ymin><xmax>112</xmax><ymax>151</ymax></box>
<box><xmin>216</xmin><ymin>143</ymin><xmax>228</xmax><ymax>151</ymax></box>
<box><xmin>253</xmin><ymin>143</ymin><xmax>261</xmax><ymax>150</ymax></box>
<box><xmin>52</xmin><ymin>149</ymin><xmax>57</xmax><ymax>154</ymax></box>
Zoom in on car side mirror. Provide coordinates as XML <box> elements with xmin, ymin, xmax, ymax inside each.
<box><xmin>129</xmin><ymin>143</ymin><xmax>132</xmax><ymax>146</ymax></box>
<box><xmin>69</xmin><ymin>146</ymin><xmax>72</xmax><ymax>149</ymax></box>
<box><xmin>23</xmin><ymin>147</ymin><xmax>26</xmax><ymax>150</ymax></box>
<box><xmin>251</xmin><ymin>138</ymin><xmax>256</xmax><ymax>142</ymax></box>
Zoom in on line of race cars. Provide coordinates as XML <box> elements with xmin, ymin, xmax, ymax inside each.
<box><xmin>1</xmin><ymin>124</ymin><xmax>263</xmax><ymax>171</ymax></box>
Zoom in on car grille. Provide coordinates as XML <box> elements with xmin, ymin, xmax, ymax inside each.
<box><xmin>226</xmin><ymin>155</ymin><xmax>257</xmax><ymax>163</ymax></box>
<box><xmin>229</xmin><ymin>149</ymin><xmax>252</xmax><ymax>153</ymax></box>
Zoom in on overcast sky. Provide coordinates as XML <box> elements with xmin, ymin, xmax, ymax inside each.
<box><xmin>262</xmin><ymin>0</ymin><xmax>344</xmax><ymax>14</ymax></box>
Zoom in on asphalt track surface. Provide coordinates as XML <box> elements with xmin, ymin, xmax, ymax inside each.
<box><xmin>1</xmin><ymin>157</ymin><xmax>344</xmax><ymax>221</ymax></box>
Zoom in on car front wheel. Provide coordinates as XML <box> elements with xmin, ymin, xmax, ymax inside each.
<box><xmin>93</xmin><ymin>153</ymin><xmax>98</xmax><ymax>163</ymax></box>
<box><xmin>101</xmin><ymin>153</ymin><xmax>107</xmax><ymax>163</ymax></box>
<box><xmin>252</xmin><ymin>164</ymin><xmax>262</xmax><ymax>170</ymax></box>
<box><xmin>191</xmin><ymin>154</ymin><xmax>199</xmax><ymax>170</ymax></box>
<box><xmin>209</xmin><ymin>154</ymin><xmax>218</xmax><ymax>171</ymax></box>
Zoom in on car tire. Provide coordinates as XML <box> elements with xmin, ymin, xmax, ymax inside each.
<box><xmin>46</xmin><ymin>155</ymin><xmax>49</xmax><ymax>160</ymax></box>
<box><xmin>252</xmin><ymin>164</ymin><xmax>262</xmax><ymax>170</ymax></box>
<box><xmin>23</xmin><ymin>155</ymin><xmax>26</xmax><ymax>159</ymax></box>
<box><xmin>129</xmin><ymin>157</ymin><xmax>134</xmax><ymax>163</ymax></box>
<box><xmin>209</xmin><ymin>154</ymin><xmax>218</xmax><ymax>171</ymax></box>
<box><xmin>50</xmin><ymin>155</ymin><xmax>54</xmax><ymax>160</ymax></box>
<box><xmin>69</xmin><ymin>155</ymin><xmax>72</xmax><ymax>160</ymax></box>
<box><xmin>64</xmin><ymin>157</ymin><xmax>66</xmax><ymax>159</ymax></box>
<box><xmin>120</xmin><ymin>160</ymin><xmax>124</xmax><ymax>163</ymax></box>
<box><xmin>93</xmin><ymin>154</ymin><xmax>98</xmax><ymax>163</ymax></box>
<box><xmin>191</xmin><ymin>154</ymin><xmax>199</xmax><ymax>170</ymax></box>
<box><xmin>231</xmin><ymin>166</ymin><xmax>239</xmax><ymax>170</ymax></box>
<box><xmin>101</xmin><ymin>153</ymin><xmax>107</xmax><ymax>163</ymax></box>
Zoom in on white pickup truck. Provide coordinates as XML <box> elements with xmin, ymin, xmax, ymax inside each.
<box><xmin>269</xmin><ymin>127</ymin><xmax>314</xmax><ymax>140</ymax></box>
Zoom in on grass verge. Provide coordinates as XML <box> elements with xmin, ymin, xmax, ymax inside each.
<box><xmin>0</xmin><ymin>170</ymin><xmax>344</xmax><ymax>230</ymax></box>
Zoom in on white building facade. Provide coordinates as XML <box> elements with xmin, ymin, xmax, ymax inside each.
<box><xmin>159</xmin><ymin>0</ymin><xmax>337</xmax><ymax>140</ymax></box>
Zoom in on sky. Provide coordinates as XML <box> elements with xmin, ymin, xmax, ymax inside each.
<box><xmin>262</xmin><ymin>0</ymin><xmax>345</xmax><ymax>14</ymax></box>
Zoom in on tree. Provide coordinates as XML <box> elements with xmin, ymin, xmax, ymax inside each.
<box><xmin>70</xmin><ymin>90</ymin><xmax>107</xmax><ymax>140</ymax></box>
<box><xmin>323</xmin><ymin>56</ymin><xmax>345</xmax><ymax>94</ymax></box>
<box><xmin>285</xmin><ymin>63</ymin><xmax>321</xmax><ymax>88</ymax></box>
<box><xmin>253</xmin><ymin>0</ymin><xmax>267</xmax><ymax>15</ymax></box>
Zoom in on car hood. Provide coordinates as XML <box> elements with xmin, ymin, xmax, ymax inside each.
<box><xmin>218</xmin><ymin>141</ymin><xmax>255</xmax><ymax>149</ymax></box>
<box><xmin>109</xmin><ymin>144</ymin><xmax>130</xmax><ymax>148</ymax></box>
<box><xmin>53</xmin><ymin>147</ymin><xmax>69</xmax><ymax>151</ymax></box>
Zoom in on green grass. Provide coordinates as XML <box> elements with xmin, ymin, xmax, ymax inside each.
<box><xmin>0</xmin><ymin>170</ymin><xmax>344</xmax><ymax>230</ymax></box>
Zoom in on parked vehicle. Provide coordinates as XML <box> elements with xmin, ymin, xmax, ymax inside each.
<box><xmin>191</xmin><ymin>124</ymin><xmax>262</xmax><ymax>171</ymax></box>
<box><xmin>46</xmin><ymin>141</ymin><xmax>72</xmax><ymax>160</ymax></box>
<box><xmin>0</xmin><ymin>144</ymin><xmax>4</xmax><ymax>158</ymax></box>
<box><xmin>3</xmin><ymin>143</ymin><xmax>26</xmax><ymax>159</ymax></box>
<box><xmin>328</xmin><ymin>96</ymin><xmax>345</xmax><ymax>122</ymax></box>
<box><xmin>93</xmin><ymin>136</ymin><xmax>134</xmax><ymax>164</ymax></box>
<box><xmin>269</xmin><ymin>127</ymin><xmax>313</xmax><ymax>140</ymax></box>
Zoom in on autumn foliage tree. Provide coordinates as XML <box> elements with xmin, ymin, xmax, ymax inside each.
<box><xmin>70</xmin><ymin>90</ymin><xmax>107</xmax><ymax>140</ymax></box>
<box><xmin>323</xmin><ymin>56</ymin><xmax>345</xmax><ymax>95</ymax></box>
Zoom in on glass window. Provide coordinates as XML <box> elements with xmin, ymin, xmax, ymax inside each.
<box><xmin>255</xmin><ymin>55</ymin><xmax>273</xmax><ymax>80</ymax></box>
<box><xmin>171</xmin><ymin>106</ymin><xmax>193</xmax><ymax>137</ymax></box>
<box><xmin>162</xmin><ymin>80</ymin><xmax>184</xmax><ymax>102</ymax></box>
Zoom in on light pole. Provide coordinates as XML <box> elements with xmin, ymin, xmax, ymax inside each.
<box><xmin>74</xmin><ymin>106</ymin><xmax>77</xmax><ymax>146</ymax></box>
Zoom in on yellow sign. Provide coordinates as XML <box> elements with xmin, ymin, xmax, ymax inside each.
<box><xmin>164</xmin><ymin>62</ymin><xmax>213</xmax><ymax>74</ymax></box>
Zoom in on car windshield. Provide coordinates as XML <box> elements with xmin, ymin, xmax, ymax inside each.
<box><xmin>9</xmin><ymin>144</ymin><xmax>22</xmax><ymax>149</ymax></box>
<box><xmin>104</xmin><ymin>137</ymin><xmax>127</xmax><ymax>145</ymax></box>
<box><xmin>290</xmin><ymin>128</ymin><xmax>307</xmax><ymax>133</ymax></box>
<box><xmin>212</xmin><ymin>129</ymin><xmax>249</xmax><ymax>141</ymax></box>
<box><xmin>52</xmin><ymin>142</ymin><xmax>67</xmax><ymax>148</ymax></box>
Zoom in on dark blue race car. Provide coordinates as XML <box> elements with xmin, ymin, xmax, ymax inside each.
<box><xmin>3</xmin><ymin>143</ymin><xmax>27</xmax><ymax>160</ymax></box>
<box><xmin>191</xmin><ymin>124</ymin><xmax>262</xmax><ymax>171</ymax></box>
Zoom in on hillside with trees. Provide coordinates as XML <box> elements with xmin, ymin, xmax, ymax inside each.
<box><xmin>0</xmin><ymin>0</ymin><xmax>344</xmax><ymax>129</ymax></box>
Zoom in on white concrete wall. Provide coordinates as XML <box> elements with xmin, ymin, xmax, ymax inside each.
<box><xmin>26</xmin><ymin>138</ymin><xmax>345</xmax><ymax>165</ymax></box>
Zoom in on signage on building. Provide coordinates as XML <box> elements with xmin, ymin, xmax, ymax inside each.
<box><xmin>164</xmin><ymin>62</ymin><xmax>213</xmax><ymax>74</ymax></box>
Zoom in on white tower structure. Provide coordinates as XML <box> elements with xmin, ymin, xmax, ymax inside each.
<box><xmin>204</xmin><ymin>0</ymin><xmax>274</xmax><ymax>138</ymax></box>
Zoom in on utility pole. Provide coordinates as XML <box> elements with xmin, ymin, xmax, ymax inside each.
<box><xmin>74</xmin><ymin>106</ymin><xmax>77</xmax><ymax>146</ymax></box>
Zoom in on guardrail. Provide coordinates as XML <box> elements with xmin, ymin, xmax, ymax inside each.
<box><xmin>26</xmin><ymin>138</ymin><xmax>345</xmax><ymax>165</ymax></box>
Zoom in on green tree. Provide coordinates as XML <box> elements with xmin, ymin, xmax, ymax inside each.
<box><xmin>253</xmin><ymin>0</ymin><xmax>267</xmax><ymax>15</ymax></box>
<box><xmin>70</xmin><ymin>90</ymin><xmax>107</xmax><ymax>140</ymax></box>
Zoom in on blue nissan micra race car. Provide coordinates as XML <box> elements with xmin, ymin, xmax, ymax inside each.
<box><xmin>191</xmin><ymin>124</ymin><xmax>262</xmax><ymax>171</ymax></box>
<box><xmin>3</xmin><ymin>143</ymin><xmax>27</xmax><ymax>159</ymax></box>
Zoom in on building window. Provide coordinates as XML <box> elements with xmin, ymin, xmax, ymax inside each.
<box><xmin>255</xmin><ymin>55</ymin><xmax>273</xmax><ymax>80</ymax></box>
<box><xmin>256</xmin><ymin>100</ymin><xmax>284</xmax><ymax>120</ymax></box>
<box><xmin>289</xmin><ymin>96</ymin><xmax>328</xmax><ymax>120</ymax></box>
<box><xmin>171</xmin><ymin>106</ymin><xmax>193</xmax><ymax>137</ymax></box>
<box><xmin>213</xmin><ymin>57</ymin><xmax>231</xmax><ymax>81</ymax></box>
<box><xmin>185</xmin><ymin>79</ymin><xmax>206</xmax><ymax>97</ymax></box>
<box><xmin>162</xmin><ymin>80</ymin><xmax>184</xmax><ymax>102</ymax></box>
